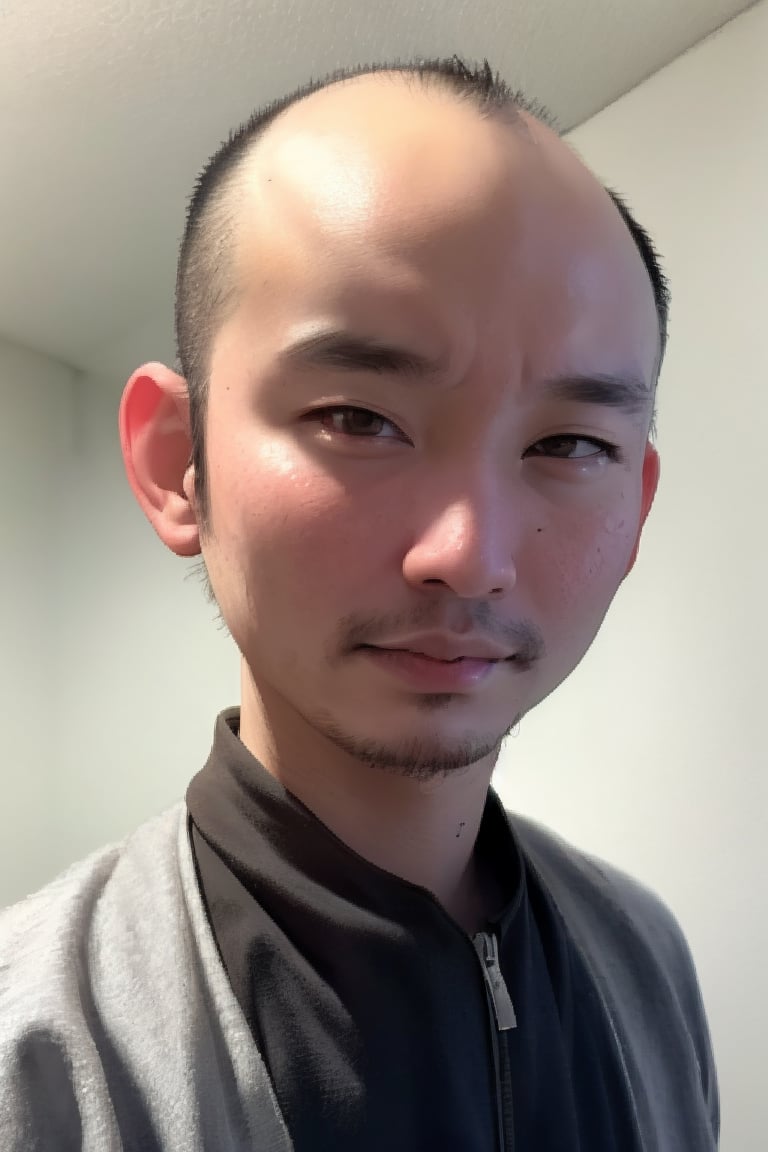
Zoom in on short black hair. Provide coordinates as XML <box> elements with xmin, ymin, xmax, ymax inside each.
<box><xmin>175</xmin><ymin>56</ymin><xmax>669</xmax><ymax>538</ymax></box>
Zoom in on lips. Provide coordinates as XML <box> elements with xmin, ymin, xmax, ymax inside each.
<box><xmin>360</xmin><ymin>646</ymin><xmax>502</xmax><ymax>690</ymax></box>
<box><xmin>410</xmin><ymin>651</ymin><xmax>485</xmax><ymax>663</ymax></box>
<box><xmin>395</xmin><ymin>648</ymin><xmax>498</xmax><ymax>664</ymax></box>
<box><xmin>366</xmin><ymin>636</ymin><xmax>512</xmax><ymax>663</ymax></box>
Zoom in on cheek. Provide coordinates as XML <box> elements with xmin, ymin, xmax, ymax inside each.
<box><xmin>531</xmin><ymin>507</ymin><xmax>638</xmax><ymax>621</ymax></box>
<box><xmin>215</xmin><ymin>443</ymin><xmax>390</xmax><ymax>604</ymax></box>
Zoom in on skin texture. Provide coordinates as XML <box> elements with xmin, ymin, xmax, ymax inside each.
<box><xmin>120</xmin><ymin>75</ymin><xmax>660</xmax><ymax>933</ymax></box>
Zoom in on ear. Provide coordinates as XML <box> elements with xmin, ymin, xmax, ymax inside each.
<box><xmin>118</xmin><ymin>362</ymin><xmax>201</xmax><ymax>558</ymax></box>
<box><xmin>624</xmin><ymin>441</ymin><xmax>661</xmax><ymax>577</ymax></box>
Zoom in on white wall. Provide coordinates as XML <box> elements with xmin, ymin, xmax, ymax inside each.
<box><xmin>1</xmin><ymin>350</ymin><xmax>238</xmax><ymax>895</ymax></box>
<box><xmin>0</xmin><ymin>338</ymin><xmax>76</xmax><ymax>903</ymax></box>
<box><xmin>1</xmin><ymin>3</ymin><xmax>765</xmax><ymax>1145</ymax></box>
<box><xmin>52</xmin><ymin>370</ymin><xmax>240</xmax><ymax>858</ymax></box>
<box><xmin>501</xmin><ymin>6</ymin><xmax>767</xmax><ymax>1148</ymax></box>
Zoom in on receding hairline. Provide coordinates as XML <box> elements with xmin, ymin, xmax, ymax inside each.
<box><xmin>203</xmin><ymin>75</ymin><xmax>557</xmax><ymax>330</ymax></box>
<box><xmin>221</xmin><ymin>69</ymin><xmax>534</xmax><ymax>214</ymax></box>
<box><xmin>249</xmin><ymin>65</ymin><xmax>531</xmax><ymax>154</ymax></box>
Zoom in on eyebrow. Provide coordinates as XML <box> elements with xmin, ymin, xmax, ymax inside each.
<box><xmin>277</xmin><ymin>330</ymin><xmax>652</xmax><ymax>416</ymax></box>
<box><xmin>540</xmin><ymin>372</ymin><xmax>652</xmax><ymax>417</ymax></box>
<box><xmin>277</xmin><ymin>330</ymin><xmax>445</xmax><ymax>380</ymax></box>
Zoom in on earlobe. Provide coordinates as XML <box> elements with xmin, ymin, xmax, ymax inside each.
<box><xmin>624</xmin><ymin>442</ymin><xmax>661</xmax><ymax>577</ymax></box>
<box><xmin>119</xmin><ymin>362</ymin><xmax>201</xmax><ymax>558</ymax></box>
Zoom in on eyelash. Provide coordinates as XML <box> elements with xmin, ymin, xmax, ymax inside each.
<box><xmin>304</xmin><ymin>405</ymin><xmax>623</xmax><ymax>463</ymax></box>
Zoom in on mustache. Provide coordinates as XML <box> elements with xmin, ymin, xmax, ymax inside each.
<box><xmin>336</xmin><ymin>605</ymin><xmax>545</xmax><ymax>668</ymax></box>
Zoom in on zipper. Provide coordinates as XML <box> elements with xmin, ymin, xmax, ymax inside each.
<box><xmin>474</xmin><ymin>931</ymin><xmax>516</xmax><ymax>1152</ymax></box>
<box><xmin>475</xmin><ymin>931</ymin><xmax>517</xmax><ymax>1030</ymax></box>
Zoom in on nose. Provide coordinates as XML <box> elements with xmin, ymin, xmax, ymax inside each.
<box><xmin>402</xmin><ymin>484</ymin><xmax>518</xmax><ymax>600</ymax></box>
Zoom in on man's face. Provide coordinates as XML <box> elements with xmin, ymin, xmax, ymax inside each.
<box><xmin>192</xmin><ymin>81</ymin><xmax>660</xmax><ymax>775</ymax></box>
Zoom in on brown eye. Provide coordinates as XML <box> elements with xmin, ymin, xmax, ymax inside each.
<box><xmin>527</xmin><ymin>436</ymin><xmax>620</xmax><ymax>461</ymax></box>
<box><xmin>311</xmin><ymin>406</ymin><xmax>407</xmax><ymax>441</ymax></box>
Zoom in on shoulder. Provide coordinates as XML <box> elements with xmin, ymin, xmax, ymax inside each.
<box><xmin>508</xmin><ymin>809</ymin><xmax>708</xmax><ymax>1013</ymax></box>
<box><xmin>509</xmin><ymin>811</ymin><xmax>686</xmax><ymax>958</ymax></box>
<box><xmin>0</xmin><ymin>803</ymin><xmax>187</xmax><ymax>1027</ymax></box>
<box><xmin>0</xmin><ymin>805</ymin><xmax>187</xmax><ymax>1147</ymax></box>
<box><xmin>508</xmin><ymin>810</ymin><xmax>719</xmax><ymax>1140</ymax></box>
<box><xmin>0</xmin><ymin>803</ymin><xmax>185</xmax><ymax>970</ymax></box>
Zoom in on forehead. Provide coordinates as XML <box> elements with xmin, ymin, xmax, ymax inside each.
<box><xmin>229</xmin><ymin>80</ymin><xmax>660</xmax><ymax>385</ymax></box>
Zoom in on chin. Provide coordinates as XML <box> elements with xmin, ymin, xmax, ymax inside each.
<box><xmin>312</xmin><ymin>706</ymin><xmax>514</xmax><ymax>779</ymax></box>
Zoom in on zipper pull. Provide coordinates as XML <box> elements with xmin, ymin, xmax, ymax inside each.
<box><xmin>474</xmin><ymin>931</ymin><xmax>517</xmax><ymax>1031</ymax></box>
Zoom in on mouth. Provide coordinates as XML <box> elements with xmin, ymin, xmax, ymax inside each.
<box><xmin>393</xmin><ymin>650</ymin><xmax>506</xmax><ymax>664</ymax></box>
<box><xmin>357</xmin><ymin>645</ymin><xmax>509</xmax><ymax>692</ymax></box>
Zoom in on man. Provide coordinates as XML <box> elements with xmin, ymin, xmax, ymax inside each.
<box><xmin>1</xmin><ymin>57</ymin><xmax>718</xmax><ymax>1150</ymax></box>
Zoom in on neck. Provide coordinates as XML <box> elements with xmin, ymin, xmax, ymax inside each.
<box><xmin>238</xmin><ymin>666</ymin><xmax>500</xmax><ymax>934</ymax></box>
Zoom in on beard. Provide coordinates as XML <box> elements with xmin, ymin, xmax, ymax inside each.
<box><xmin>299</xmin><ymin>605</ymin><xmax>540</xmax><ymax>779</ymax></box>
<box><xmin>308</xmin><ymin>698</ymin><xmax>523</xmax><ymax>782</ymax></box>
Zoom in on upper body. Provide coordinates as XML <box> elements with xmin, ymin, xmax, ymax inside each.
<box><xmin>2</xmin><ymin>54</ymin><xmax>717</xmax><ymax>1149</ymax></box>
<box><xmin>0</xmin><ymin>709</ymin><xmax>718</xmax><ymax>1151</ymax></box>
